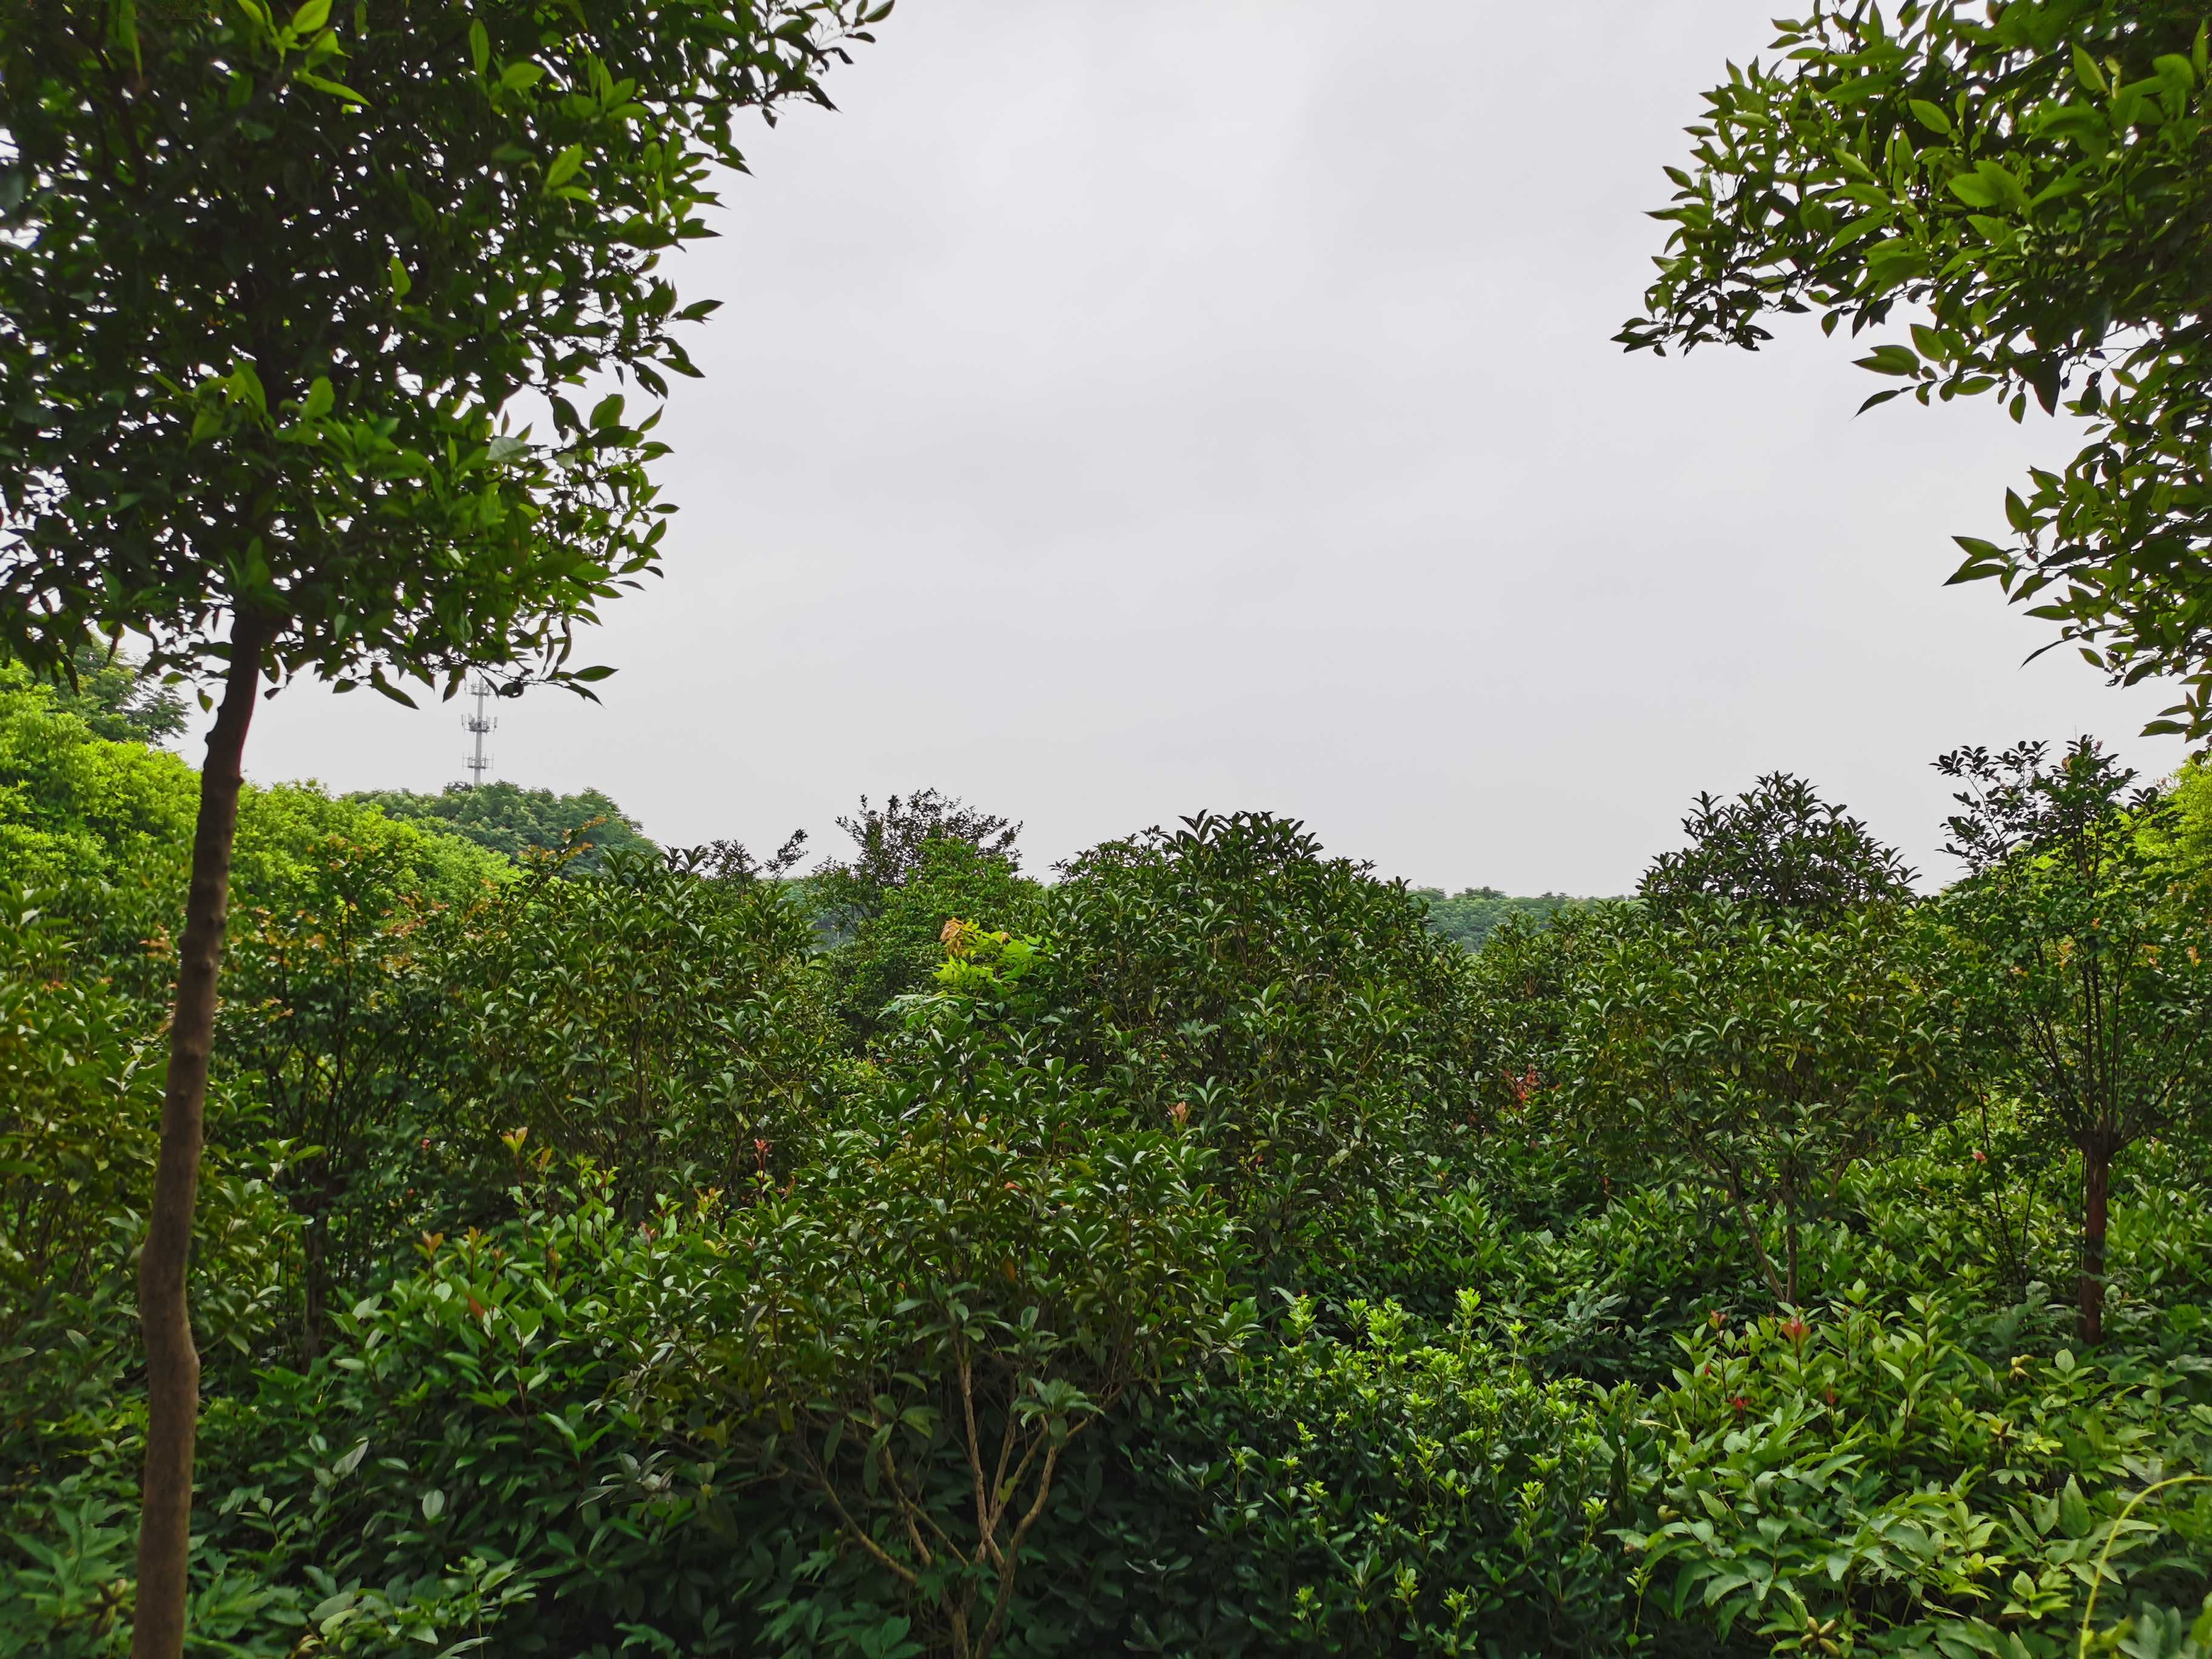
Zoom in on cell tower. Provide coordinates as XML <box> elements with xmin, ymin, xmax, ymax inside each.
<box><xmin>462</xmin><ymin>674</ymin><xmax>497</xmax><ymax>786</ymax></box>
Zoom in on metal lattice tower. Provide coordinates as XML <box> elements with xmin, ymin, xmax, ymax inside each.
<box><xmin>462</xmin><ymin>675</ymin><xmax>497</xmax><ymax>786</ymax></box>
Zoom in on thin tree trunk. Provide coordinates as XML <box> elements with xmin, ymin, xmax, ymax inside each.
<box><xmin>133</xmin><ymin>613</ymin><xmax>269</xmax><ymax>1659</ymax></box>
<box><xmin>1723</xmin><ymin>1181</ymin><xmax>1786</xmax><ymax>1306</ymax></box>
<box><xmin>302</xmin><ymin>1208</ymin><xmax>327</xmax><ymax>1363</ymax></box>
<box><xmin>2078</xmin><ymin>1133</ymin><xmax>2110</xmax><ymax>1346</ymax></box>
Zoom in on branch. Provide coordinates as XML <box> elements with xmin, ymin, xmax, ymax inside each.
<box><xmin>799</xmin><ymin>1444</ymin><xmax>918</xmax><ymax>1589</ymax></box>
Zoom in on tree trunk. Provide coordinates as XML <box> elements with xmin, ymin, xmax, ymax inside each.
<box><xmin>302</xmin><ymin>1208</ymin><xmax>327</xmax><ymax>1363</ymax></box>
<box><xmin>2078</xmin><ymin>1133</ymin><xmax>2111</xmax><ymax>1347</ymax></box>
<box><xmin>133</xmin><ymin>614</ymin><xmax>269</xmax><ymax>1659</ymax></box>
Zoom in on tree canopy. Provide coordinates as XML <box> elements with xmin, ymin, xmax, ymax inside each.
<box><xmin>1623</xmin><ymin>2</ymin><xmax>2212</xmax><ymax>735</ymax></box>
<box><xmin>1639</xmin><ymin>771</ymin><xmax>1917</xmax><ymax>925</ymax></box>
<box><xmin>351</xmin><ymin>780</ymin><xmax>654</xmax><ymax>874</ymax></box>
<box><xmin>1</xmin><ymin>0</ymin><xmax>882</xmax><ymax>699</ymax></box>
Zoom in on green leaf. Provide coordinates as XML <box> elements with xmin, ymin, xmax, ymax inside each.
<box><xmin>469</xmin><ymin>19</ymin><xmax>489</xmax><ymax>75</ymax></box>
<box><xmin>387</xmin><ymin>255</ymin><xmax>412</xmax><ymax>300</ymax></box>
<box><xmin>301</xmin><ymin>376</ymin><xmax>334</xmax><ymax>420</ymax></box>
<box><xmin>544</xmin><ymin>144</ymin><xmax>586</xmax><ymax>192</ymax></box>
<box><xmin>109</xmin><ymin>0</ymin><xmax>142</xmax><ymax>72</ymax></box>
<box><xmin>1948</xmin><ymin>536</ymin><xmax>2009</xmax><ymax>584</ymax></box>
<box><xmin>588</xmin><ymin>393</ymin><xmax>625</xmax><ymax>430</ymax></box>
<box><xmin>1864</xmin><ymin>241</ymin><xmax>1928</xmax><ymax>291</ymax></box>
<box><xmin>296</xmin><ymin>72</ymin><xmax>364</xmax><ymax>106</ymax></box>
<box><xmin>1908</xmin><ymin>99</ymin><xmax>1952</xmax><ymax>135</ymax></box>
<box><xmin>2153</xmin><ymin>53</ymin><xmax>2197</xmax><ymax>90</ymax></box>
<box><xmin>289</xmin><ymin>0</ymin><xmax>330</xmax><ymax>35</ymax></box>
<box><xmin>2057</xmin><ymin>1478</ymin><xmax>2091</xmax><ymax>1540</ymax></box>
<box><xmin>500</xmin><ymin>60</ymin><xmax>544</xmax><ymax>93</ymax></box>
<box><xmin>297</xmin><ymin>72</ymin><xmax>365</xmax><ymax>105</ymax></box>
<box><xmin>1855</xmin><ymin>344</ymin><xmax>1922</xmax><ymax>377</ymax></box>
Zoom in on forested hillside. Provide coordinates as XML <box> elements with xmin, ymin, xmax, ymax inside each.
<box><xmin>7</xmin><ymin>672</ymin><xmax>2212</xmax><ymax>1657</ymax></box>
<box><xmin>348</xmin><ymin>783</ymin><xmax>656</xmax><ymax>875</ymax></box>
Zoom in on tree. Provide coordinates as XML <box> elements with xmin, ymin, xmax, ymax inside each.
<box><xmin>1934</xmin><ymin>737</ymin><xmax>2212</xmax><ymax>1342</ymax></box>
<box><xmin>352</xmin><ymin>780</ymin><xmax>655</xmax><ymax>874</ymax></box>
<box><xmin>0</xmin><ymin>2</ymin><xmax>876</xmax><ymax>1649</ymax></box>
<box><xmin>657</xmin><ymin>994</ymin><xmax>1239</xmax><ymax>1659</ymax></box>
<box><xmin>1622</xmin><ymin>4</ymin><xmax>2212</xmax><ymax>736</ymax></box>
<box><xmin>1465</xmin><ymin>901</ymin><xmax>1635</xmax><ymax>1130</ymax></box>
<box><xmin>1034</xmin><ymin>813</ymin><xmax>1488</xmax><ymax>1259</ymax></box>
<box><xmin>818</xmin><ymin>788</ymin><xmax>1022</xmax><ymax>911</ymax></box>
<box><xmin>1565</xmin><ymin>903</ymin><xmax>1942</xmax><ymax>1307</ymax></box>
<box><xmin>1640</xmin><ymin>773</ymin><xmax>1916</xmax><ymax>926</ymax></box>
<box><xmin>0</xmin><ymin>646</ymin><xmax>186</xmax><ymax>744</ymax></box>
<box><xmin>218</xmin><ymin>836</ymin><xmax>477</xmax><ymax>1359</ymax></box>
<box><xmin>820</xmin><ymin>835</ymin><xmax>1041</xmax><ymax>1044</ymax></box>
<box><xmin>449</xmin><ymin>848</ymin><xmax>834</xmax><ymax>1213</ymax></box>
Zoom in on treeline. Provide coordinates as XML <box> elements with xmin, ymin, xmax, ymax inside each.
<box><xmin>1413</xmin><ymin>886</ymin><xmax>1597</xmax><ymax>951</ymax></box>
<box><xmin>5</xmin><ymin>670</ymin><xmax>2212</xmax><ymax>1657</ymax></box>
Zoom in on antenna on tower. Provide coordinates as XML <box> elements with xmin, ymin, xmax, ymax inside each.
<box><xmin>462</xmin><ymin>674</ymin><xmax>497</xmax><ymax>786</ymax></box>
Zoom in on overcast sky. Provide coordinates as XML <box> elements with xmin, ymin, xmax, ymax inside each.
<box><xmin>221</xmin><ymin>0</ymin><xmax>2189</xmax><ymax>894</ymax></box>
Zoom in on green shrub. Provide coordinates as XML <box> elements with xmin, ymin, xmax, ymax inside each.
<box><xmin>1620</xmin><ymin>1292</ymin><xmax>2212</xmax><ymax>1656</ymax></box>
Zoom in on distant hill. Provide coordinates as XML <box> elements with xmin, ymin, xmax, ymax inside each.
<box><xmin>1411</xmin><ymin>886</ymin><xmax>1598</xmax><ymax>951</ymax></box>
<box><xmin>350</xmin><ymin>781</ymin><xmax>654</xmax><ymax>874</ymax></box>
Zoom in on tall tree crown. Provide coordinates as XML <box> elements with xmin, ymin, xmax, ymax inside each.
<box><xmin>0</xmin><ymin>0</ymin><xmax>882</xmax><ymax>696</ymax></box>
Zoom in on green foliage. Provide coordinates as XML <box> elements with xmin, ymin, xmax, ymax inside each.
<box><xmin>1936</xmin><ymin>738</ymin><xmax>2212</xmax><ymax>1341</ymax></box>
<box><xmin>0</xmin><ymin>649</ymin><xmax>186</xmax><ymax>745</ymax></box>
<box><xmin>1414</xmin><ymin>886</ymin><xmax>1595</xmax><ymax>953</ymax></box>
<box><xmin>1621</xmin><ymin>3</ymin><xmax>2212</xmax><ymax>737</ymax></box>
<box><xmin>828</xmin><ymin>790</ymin><xmax>1022</xmax><ymax>896</ymax></box>
<box><xmin>1623</xmin><ymin>1292</ymin><xmax>2212</xmax><ymax>1657</ymax></box>
<box><xmin>0</xmin><ymin>902</ymin><xmax>162</xmax><ymax>1376</ymax></box>
<box><xmin>0</xmin><ymin>675</ymin><xmax>503</xmax><ymax>1006</ymax></box>
<box><xmin>7</xmin><ymin>720</ymin><xmax>2212</xmax><ymax>1657</ymax></box>
<box><xmin>1565</xmin><ymin>902</ymin><xmax>1946</xmax><ymax>1307</ymax></box>
<box><xmin>349</xmin><ymin>780</ymin><xmax>655</xmax><ymax>874</ymax></box>
<box><xmin>1031</xmin><ymin>812</ymin><xmax>1490</xmax><ymax>1263</ymax></box>
<box><xmin>1467</xmin><ymin>902</ymin><xmax>1638</xmax><ymax>1136</ymax></box>
<box><xmin>0</xmin><ymin>900</ymin><xmax>299</xmax><ymax>1562</ymax></box>
<box><xmin>1115</xmin><ymin>1295</ymin><xmax>1636</xmax><ymax>1657</ymax></box>
<box><xmin>445</xmin><ymin>850</ymin><xmax>837</xmax><ymax>1212</ymax></box>
<box><xmin>0</xmin><ymin>0</ymin><xmax>882</xmax><ymax>697</ymax></box>
<box><xmin>1640</xmin><ymin>773</ymin><xmax>1917</xmax><ymax>928</ymax></box>
<box><xmin>661</xmin><ymin>1000</ymin><xmax>1245</xmax><ymax>1659</ymax></box>
<box><xmin>820</xmin><ymin>837</ymin><xmax>1042</xmax><ymax>1044</ymax></box>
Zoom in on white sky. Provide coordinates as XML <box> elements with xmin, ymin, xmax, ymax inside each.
<box><xmin>218</xmin><ymin>0</ymin><xmax>2190</xmax><ymax>894</ymax></box>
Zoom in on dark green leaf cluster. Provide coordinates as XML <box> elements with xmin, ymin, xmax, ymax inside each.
<box><xmin>1026</xmin><ymin>811</ymin><xmax>1492</xmax><ymax>1264</ymax></box>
